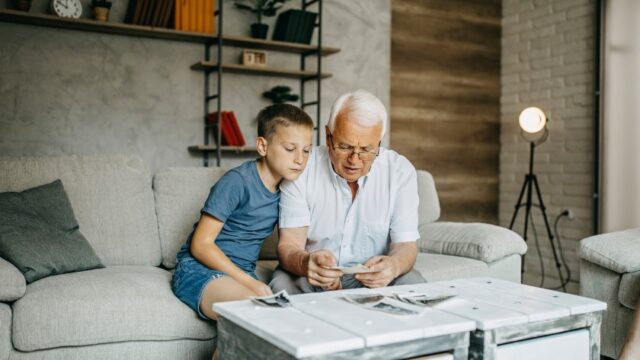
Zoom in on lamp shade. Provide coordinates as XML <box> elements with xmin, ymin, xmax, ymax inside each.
<box><xmin>519</xmin><ymin>107</ymin><xmax>547</xmax><ymax>133</ymax></box>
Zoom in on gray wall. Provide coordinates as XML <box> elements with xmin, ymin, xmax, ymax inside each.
<box><xmin>500</xmin><ymin>0</ymin><xmax>595</xmax><ymax>293</ymax></box>
<box><xmin>0</xmin><ymin>0</ymin><xmax>390</xmax><ymax>172</ymax></box>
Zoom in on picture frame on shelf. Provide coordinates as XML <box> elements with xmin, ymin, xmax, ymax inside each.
<box><xmin>241</xmin><ymin>49</ymin><xmax>267</xmax><ymax>67</ymax></box>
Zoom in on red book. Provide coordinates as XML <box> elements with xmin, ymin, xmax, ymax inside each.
<box><xmin>221</xmin><ymin>112</ymin><xmax>240</xmax><ymax>146</ymax></box>
<box><xmin>227</xmin><ymin>111</ymin><xmax>246</xmax><ymax>146</ymax></box>
<box><xmin>207</xmin><ymin>112</ymin><xmax>233</xmax><ymax>145</ymax></box>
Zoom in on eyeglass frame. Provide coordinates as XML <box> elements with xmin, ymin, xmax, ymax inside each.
<box><xmin>327</xmin><ymin>131</ymin><xmax>381</xmax><ymax>161</ymax></box>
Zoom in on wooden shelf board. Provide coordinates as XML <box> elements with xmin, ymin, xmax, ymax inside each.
<box><xmin>221</xmin><ymin>34</ymin><xmax>340</xmax><ymax>56</ymax></box>
<box><xmin>0</xmin><ymin>9</ymin><xmax>216</xmax><ymax>43</ymax></box>
<box><xmin>0</xmin><ymin>10</ymin><xmax>341</xmax><ymax>54</ymax></box>
<box><xmin>191</xmin><ymin>62</ymin><xmax>332</xmax><ymax>79</ymax></box>
<box><xmin>189</xmin><ymin>145</ymin><xmax>258</xmax><ymax>153</ymax></box>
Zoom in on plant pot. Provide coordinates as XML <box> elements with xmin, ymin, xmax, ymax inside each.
<box><xmin>250</xmin><ymin>23</ymin><xmax>269</xmax><ymax>39</ymax></box>
<box><xmin>94</xmin><ymin>6</ymin><xmax>110</xmax><ymax>22</ymax></box>
<box><xmin>14</xmin><ymin>0</ymin><xmax>31</xmax><ymax>11</ymax></box>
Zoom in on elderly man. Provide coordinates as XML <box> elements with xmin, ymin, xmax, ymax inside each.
<box><xmin>269</xmin><ymin>89</ymin><xmax>425</xmax><ymax>293</ymax></box>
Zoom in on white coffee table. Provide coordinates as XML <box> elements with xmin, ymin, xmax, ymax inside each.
<box><xmin>381</xmin><ymin>277</ymin><xmax>606</xmax><ymax>360</ymax></box>
<box><xmin>214</xmin><ymin>288</ymin><xmax>475</xmax><ymax>359</ymax></box>
<box><xmin>213</xmin><ymin>277</ymin><xmax>606</xmax><ymax>359</ymax></box>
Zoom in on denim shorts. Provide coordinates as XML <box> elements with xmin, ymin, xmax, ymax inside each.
<box><xmin>171</xmin><ymin>248</ymin><xmax>257</xmax><ymax>320</ymax></box>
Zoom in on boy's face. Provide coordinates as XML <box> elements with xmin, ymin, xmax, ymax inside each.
<box><xmin>264</xmin><ymin>124</ymin><xmax>313</xmax><ymax>181</ymax></box>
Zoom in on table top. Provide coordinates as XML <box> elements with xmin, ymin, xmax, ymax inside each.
<box><xmin>213</xmin><ymin>277</ymin><xmax>607</xmax><ymax>357</ymax></box>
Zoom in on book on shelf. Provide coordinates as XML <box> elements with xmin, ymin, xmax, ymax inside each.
<box><xmin>272</xmin><ymin>9</ymin><xmax>317</xmax><ymax>44</ymax></box>
<box><xmin>227</xmin><ymin>111</ymin><xmax>246</xmax><ymax>146</ymax></box>
<box><xmin>207</xmin><ymin>111</ymin><xmax>245</xmax><ymax>146</ymax></box>
<box><xmin>125</xmin><ymin>0</ymin><xmax>175</xmax><ymax>28</ymax></box>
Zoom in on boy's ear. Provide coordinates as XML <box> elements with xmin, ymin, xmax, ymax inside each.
<box><xmin>256</xmin><ymin>136</ymin><xmax>268</xmax><ymax>157</ymax></box>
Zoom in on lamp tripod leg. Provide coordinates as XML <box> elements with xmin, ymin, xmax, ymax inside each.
<box><xmin>532</xmin><ymin>175</ymin><xmax>567</xmax><ymax>292</ymax></box>
<box><xmin>510</xmin><ymin>175</ymin><xmax>532</xmax><ymax>276</ymax></box>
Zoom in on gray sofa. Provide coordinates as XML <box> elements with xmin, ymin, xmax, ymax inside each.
<box><xmin>0</xmin><ymin>155</ymin><xmax>526</xmax><ymax>359</ymax></box>
<box><xmin>579</xmin><ymin>228</ymin><xmax>640</xmax><ymax>359</ymax></box>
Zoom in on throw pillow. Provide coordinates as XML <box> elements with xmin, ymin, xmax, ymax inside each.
<box><xmin>0</xmin><ymin>179</ymin><xmax>104</xmax><ymax>283</ymax></box>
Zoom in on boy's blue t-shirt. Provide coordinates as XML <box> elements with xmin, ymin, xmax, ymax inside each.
<box><xmin>184</xmin><ymin>160</ymin><xmax>279</xmax><ymax>273</ymax></box>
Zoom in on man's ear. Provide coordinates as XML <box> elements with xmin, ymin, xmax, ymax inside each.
<box><xmin>256</xmin><ymin>136</ymin><xmax>268</xmax><ymax>157</ymax></box>
<box><xmin>325</xmin><ymin>125</ymin><xmax>331</xmax><ymax>147</ymax></box>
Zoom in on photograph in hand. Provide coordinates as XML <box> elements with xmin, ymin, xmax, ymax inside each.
<box><xmin>329</xmin><ymin>263</ymin><xmax>377</xmax><ymax>274</ymax></box>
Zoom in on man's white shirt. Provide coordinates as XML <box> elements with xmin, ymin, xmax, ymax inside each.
<box><xmin>279</xmin><ymin>146</ymin><xmax>420</xmax><ymax>267</ymax></box>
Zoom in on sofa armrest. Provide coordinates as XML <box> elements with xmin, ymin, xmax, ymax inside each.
<box><xmin>418</xmin><ymin>222</ymin><xmax>527</xmax><ymax>263</ymax></box>
<box><xmin>0</xmin><ymin>257</ymin><xmax>26</xmax><ymax>302</ymax></box>
<box><xmin>578</xmin><ymin>228</ymin><xmax>640</xmax><ymax>274</ymax></box>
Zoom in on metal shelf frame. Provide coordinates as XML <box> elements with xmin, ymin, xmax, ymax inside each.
<box><xmin>203</xmin><ymin>0</ymin><xmax>328</xmax><ymax>167</ymax></box>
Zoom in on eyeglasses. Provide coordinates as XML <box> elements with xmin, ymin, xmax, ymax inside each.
<box><xmin>328</xmin><ymin>133</ymin><xmax>380</xmax><ymax>161</ymax></box>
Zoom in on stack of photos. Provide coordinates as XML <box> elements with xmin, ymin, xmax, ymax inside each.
<box><xmin>392</xmin><ymin>293</ymin><xmax>457</xmax><ymax>307</ymax></box>
<box><xmin>341</xmin><ymin>294</ymin><xmax>423</xmax><ymax>316</ymax></box>
<box><xmin>250</xmin><ymin>290</ymin><xmax>292</xmax><ymax>308</ymax></box>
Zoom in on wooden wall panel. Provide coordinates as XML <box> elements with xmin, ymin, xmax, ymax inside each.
<box><xmin>391</xmin><ymin>0</ymin><xmax>501</xmax><ymax>223</ymax></box>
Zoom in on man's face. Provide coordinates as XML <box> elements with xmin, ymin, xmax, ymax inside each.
<box><xmin>326</xmin><ymin>114</ymin><xmax>382</xmax><ymax>183</ymax></box>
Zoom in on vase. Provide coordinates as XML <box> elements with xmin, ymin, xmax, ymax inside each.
<box><xmin>250</xmin><ymin>23</ymin><xmax>269</xmax><ymax>39</ymax></box>
<box><xmin>94</xmin><ymin>7</ymin><xmax>110</xmax><ymax>22</ymax></box>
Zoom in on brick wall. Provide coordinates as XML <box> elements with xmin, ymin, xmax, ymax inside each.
<box><xmin>500</xmin><ymin>0</ymin><xmax>595</xmax><ymax>293</ymax></box>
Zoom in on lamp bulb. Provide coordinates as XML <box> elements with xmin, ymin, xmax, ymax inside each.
<box><xmin>519</xmin><ymin>107</ymin><xmax>547</xmax><ymax>133</ymax></box>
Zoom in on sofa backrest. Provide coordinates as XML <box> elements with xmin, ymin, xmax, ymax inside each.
<box><xmin>154</xmin><ymin>167</ymin><xmax>440</xmax><ymax>269</ymax></box>
<box><xmin>153</xmin><ymin>167</ymin><xmax>228</xmax><ymax>269</ymax></box>
<box><xmin>0</xmin><ymin>155</ymin><xmax>161</xmax><ymax>266</ymax></box>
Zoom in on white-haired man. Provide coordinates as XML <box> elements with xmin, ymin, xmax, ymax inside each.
<box><xmin>269</xmin><ymin>89</ymin><xmax>425</xmax><ymax>293</ymax></box>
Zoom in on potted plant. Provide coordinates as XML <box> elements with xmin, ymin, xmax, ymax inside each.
<box><xmin>234</xmin><ymin>0</ymin><xmax>289</xmax><ymax>39</ymax></box>
<box><xmin>91</xmin><ymin>0</ymin><xmax>112</xmax><ymax>22</ymax></box>
<box><xmin>263</xmin><ymin>86</ymin><xmax>299</xmax><ymax>104</ymax></box>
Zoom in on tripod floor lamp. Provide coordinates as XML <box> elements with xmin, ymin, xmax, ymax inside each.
<box><xmin>509</xmin><ymin>107</ymin><xmax>567</xmax><ymax>292</ymax></box>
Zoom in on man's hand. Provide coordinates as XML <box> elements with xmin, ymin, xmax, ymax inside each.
<box><xmin>354</xmin><ymin>255</ymin><xmax>399</xmax><ymax>288</ymax></box>
<box><xmin>306</xmin><ymin>250</ymin><xmax>343</xmax><ymax>289</ymax></box>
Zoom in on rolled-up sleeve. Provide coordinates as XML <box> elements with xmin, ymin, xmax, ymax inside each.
<box><xmin>279</xmin><ymin>175</ymin><xmax>310</xmax><ymax>229</ymax></box>
<box><xmin>389</xmin><ymin>159</ymin><xmax>420</xmax><ymax>243</ymax></box>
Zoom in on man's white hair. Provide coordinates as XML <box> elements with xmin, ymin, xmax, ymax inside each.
<box><xmin>327</xmin><ymin>89</ymin><xmax>387</xmax><ymax>139</ymax></box>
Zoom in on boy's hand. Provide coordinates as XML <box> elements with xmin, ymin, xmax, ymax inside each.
<box><xmin>306</xmin><ymin>250</ymin><xmax>342</xmax><ymax>288</ymax></box>
<box><xmin>247</xmin><ymin>279</ymin><xmax>273</xmax><ymax>297</ymax></box>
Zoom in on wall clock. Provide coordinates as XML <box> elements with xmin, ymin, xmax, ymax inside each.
<box><xmin>51</xmin><ymin>0</ymin><xmax>82</xmax><ymax>19</ymax></box>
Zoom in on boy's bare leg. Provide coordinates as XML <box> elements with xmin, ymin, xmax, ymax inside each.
<box><xmin>199</xmin><ymin>276</ymin><xmax>256</xmax><ymax>320</ymax></box>
<box><xmin>619</xmin><ymin>303</ymin><xmax>640</xmax><ymax>360</ymax></box>
<box><xmin>201</xmin><ymin>276</ymin><xmax>258</xmax><ymax>360</ymax></box>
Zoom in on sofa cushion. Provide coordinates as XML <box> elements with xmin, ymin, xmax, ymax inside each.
<box><xmin>0</xmin><ymin>257</ymin><xmax>25</xmax><ymax>301</ymax></box>
<box><xmin>619</xmin><ymin>271</ymin><xmax>640</xmax><ymax>310</ymax></box>
<box><xmin>413</xmin><ymin>253</ymin><xmax>522</xmax><ymax>283</ymax></box>
<box><xmin>417</xmin><ymin>170</ymin><xmax>440</xmax><ymax>225</ymax></box>
<box><xmin>153</xmin><ymin>167</ymin><xmax>229</xmax><ymax>268</ymax></box>
<box><xmin>0</xmin><ymin>155</ymin><xmax>161</xmax><ymax>266</ymax></box>
<box><xmin>12</xmin><ymin>266</ymin><xmax>216</xmax><ymax>352</ymax></box>
<box><xmin>0</xmin><ymin>180</ymin><xmax>104</xmax><ymax>283</ymax></box>
<box><xmin>418</xmin><ymin>222</ymin><xmax>527</xmax><ymax>263</ymax></box>
<box><xmin>578</xmin><ymin>228</ymin><xmax>640</xmax><ymax>274</ymax></box>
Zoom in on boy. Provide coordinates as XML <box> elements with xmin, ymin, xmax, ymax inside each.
<box><xmin>172</xmin><ymin>104</ymin><xmax>313</xmax><ymax>320</ymax></box>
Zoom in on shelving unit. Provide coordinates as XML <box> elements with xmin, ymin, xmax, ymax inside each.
<box><xmin>0</xmin><ymin>9</ymin><xmax>215</xmax><ymax>43</ymax></box>
<box><xmin>0</xmin><ymin>2</ymin><xmax>339</xmax><ymax>168</ymax></box>
<box><xmin>190</xmin><ymin>0</ymin><xmax>340</xmax><ymax>167</ymax></box>
<box><xmin>188</xmin><ymin>145</ymin><xmax>257</xmax><ymax>153</ymax></box>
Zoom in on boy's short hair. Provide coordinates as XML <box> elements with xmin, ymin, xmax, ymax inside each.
<box><xmin>257</xmin><ymin>104</ymin><xmax>314</xmax><ymax>140</ymax></box>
